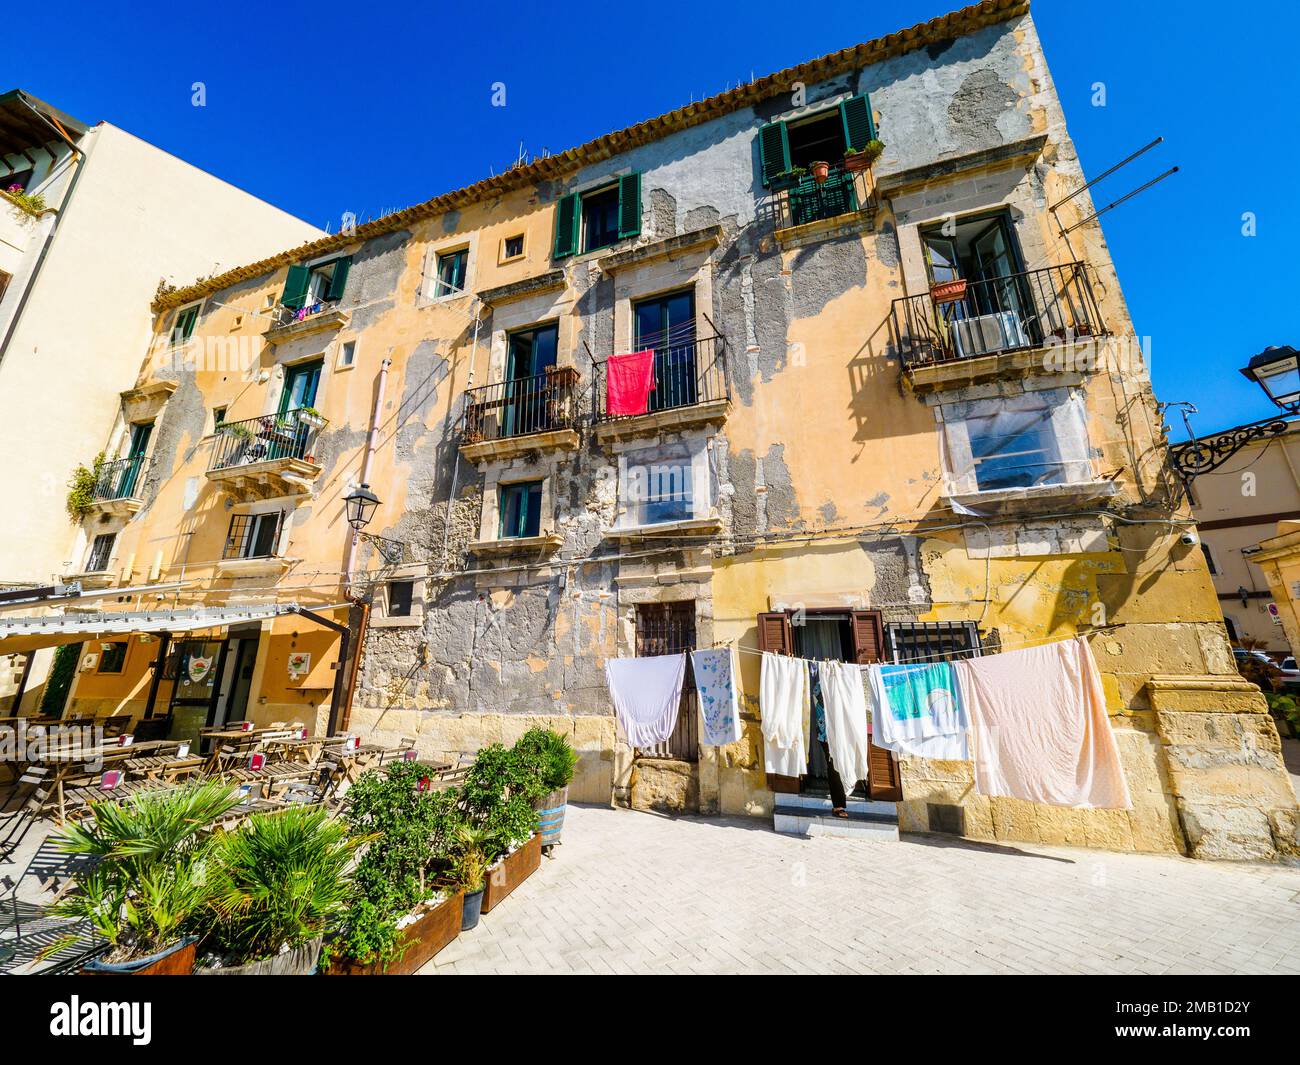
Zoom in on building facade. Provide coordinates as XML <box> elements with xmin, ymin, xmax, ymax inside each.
<box><xmin>0</xmin><ymin>90</ymin><xmax>324</xmax><ymax>711</ymax></box>
<box><xmin>5</xmin><ymin>0</ymin><xmax>1296</xmax><ymax>861</ymax></box>
<box><xmin>1188</xmin><ymin>420</ymin><xmax>1300</xmax><ymax>655</ymax></box>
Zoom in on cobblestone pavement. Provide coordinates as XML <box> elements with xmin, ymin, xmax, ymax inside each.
<box><xmin>423</xmin><ymin>804</ymin><xmax>1300</xmax><ymax>975</ymax></box>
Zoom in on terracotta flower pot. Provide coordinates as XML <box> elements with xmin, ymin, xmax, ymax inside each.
<box><xmin>929</xmin><ymin>278</ymin><xmax>968</xmax><ymax>304</ymax></box>
<box><xmin>810</xmin><ymin>160</ymin><xmax>831</xmax><ymax>184</ymax></box>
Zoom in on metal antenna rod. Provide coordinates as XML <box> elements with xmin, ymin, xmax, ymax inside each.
<box><xmin>1060</xmin><ymin>166</ymin><xmax>1179</xmax><ymax>235</ymax></box>
<box><xmin>1049</xmin><ymin>136</ymin><xmax>1164</xmax><ymax>211</ymax></box>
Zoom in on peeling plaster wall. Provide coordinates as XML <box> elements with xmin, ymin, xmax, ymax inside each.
<box><xmin>52</xmin><ymin>12</ymin><xmax>1298</xmax><ymax>857</ymax></box>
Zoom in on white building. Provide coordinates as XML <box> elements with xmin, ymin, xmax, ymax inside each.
<box><xmin>0</xmin><ymin>89</ymin><xmax>324</xmax><ymax>710</ymax></box>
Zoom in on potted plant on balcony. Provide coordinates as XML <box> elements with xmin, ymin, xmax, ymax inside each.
<box><xmin>809</xmin><ymin>160</ymin><xmax>831</xmax><ymax>184</ymax></box>
<box><xmin>770</xmin><ymin>166</ymin><xmax>807</xmax><ymax>191</ymax></box>
<box><xmin>295</xmin><ymin>406</ymin><xmax>326</xmax><ymax>430</ymax></box>
<box><xmin>929</xmin><ymin>277</ymin><xmax>969</xmax><ymax>304</ymax></box>
<box><xmin>512</xmin><ymin>727</ymin><xmax>578</xmax><ymax>849</ymax></box>
<box><xmin>322</xmin><ymin>761</ymin><xmax>465</xmax><ymax>975</ymax></box>
<box><xmin>194</xmin><ymin>806</ymin><xmax>360</xmax><ymax>975</ymax></box>
<box><xmin>843</xmin><ymin>139</ymin><xmax>885</xmax><ymax>173</ymax></box>
<box><xmin>49</xmin><ymin>782</ymin><xmax>242</xmax><ymax>974</ymax></box>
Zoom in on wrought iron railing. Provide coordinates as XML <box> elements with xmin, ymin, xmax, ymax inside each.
<box><xmin>92</xmin><ymin>456</ymin><xmax>147</xmax><ymax>501</ymax></box>
<box><xmin>759</xmin><ymin>162</ymin><xmax>873</xmax><ymax>232</ymax></box>
<box><xmin>890</xmin><ymin>262</ymin><xmax>1106</xmax><ymax>368</ymax></box>
<box><xmin>270</xmin><ymin>300</ymin><xmax>336</xmax><ymax>328</ymax></box>
<box><xmin>208</xmin><ymin>409</ymin><xmax>326</xmax><ymax>472</ymax></box>
<box><xmin>461</xmin><ymin>367</ymin><xmax>580</xmax><ymax>445</ymax></box>
<box><xmin>593</xmin><ymin>335</ymin><xmax>729</xmax><ymax>424</ymax></box>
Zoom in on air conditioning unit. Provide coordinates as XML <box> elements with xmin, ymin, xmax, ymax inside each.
<box><xmin>951</xmin><ymin>311</ymin><xmax>1029</xmax><ymax>359</ymax></box>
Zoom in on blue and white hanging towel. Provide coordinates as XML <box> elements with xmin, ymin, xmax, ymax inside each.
<box><xmin>690</xmin><ymin>647</ymin><xmax>742</xmax><ymax>746</ymax></box>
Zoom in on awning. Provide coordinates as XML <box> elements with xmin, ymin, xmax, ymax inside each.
<box><xmin>0</xmin><ymin>603</ymin><xmax>305</xmax><ymax>653</ymax></box>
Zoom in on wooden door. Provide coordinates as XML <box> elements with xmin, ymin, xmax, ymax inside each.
<box><xmin>756</xmin><ymin>611</ymin><xmax>800</xmax><ymax>793</ymax></box>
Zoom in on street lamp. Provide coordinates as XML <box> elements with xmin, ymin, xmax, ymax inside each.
<box><xmin>344</xmin><ymin>483</ymin><xmax>380</xmax><ymax>531</ymax></box>
<box><xmin>1240</xmin><ymin>345</ymin><xmax>1300</xmax><ymax>413</ymax></box>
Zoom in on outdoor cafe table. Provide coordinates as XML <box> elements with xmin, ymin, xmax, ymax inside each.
<box><xmin>319</xmin><ymin>742</ymin><xmax>393</xmax><ymax>787</ymax></box>
<box><xmin>21</xmin><ymin>741</ymin><xmax>169</xmax><ymax>820</ymax></box>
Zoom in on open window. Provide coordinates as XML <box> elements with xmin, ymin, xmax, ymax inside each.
<box><xmin>223</xmin><ymin>512</ymin><xmax>281</xmax><ymax>560</ymax></box>
<box><xmin>552</xmin><ymin>173</ymin><xmax>642</xmax><ymax>258</ymax></box>
<box><xmin>498</xmin><ymin>480</ymin><xmax>543</xmax><ymax>539</ymax></box>
<box><xmin>281</xmin><ymin>255</ymin><xmax>351</xmax><ymax>311</ymax></box>
<box><xmin>434</xmin><ymin>248</ymin><xmax>469</xmax><ymax>298</ymax></box>
<box><xmin>170</xmin><ymin>302</ymin><xmax>202</xmax><ymax>347</ymax></box>
<box><xmin>85</xmin><ymin>533</ymin><xmax>116</xmax><ymax>573</ymax></box>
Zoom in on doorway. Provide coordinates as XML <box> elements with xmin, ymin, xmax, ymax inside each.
<box><xmin>166</xmin><ymin>636</ymin><xmax>257</xmax><ymax>747</ymax></box>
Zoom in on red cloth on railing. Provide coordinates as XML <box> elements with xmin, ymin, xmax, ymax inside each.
<box><xmin>606</xmin><ymin>349</ymin><xmax>656</xmax><ymax>416</ymax></box>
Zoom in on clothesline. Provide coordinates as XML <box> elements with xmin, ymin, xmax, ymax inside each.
<box><xmin>726</xmin><ymin>622</ymin><xmax>1127</xmax><ymax>666</ymax></box>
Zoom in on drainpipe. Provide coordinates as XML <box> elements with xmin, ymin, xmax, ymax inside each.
<box><xmin>441</xmin><ymin>304</ymin><xmax>485</xmax><ymax>565</ymax></box>
<box><xmin>344</xmin><ymin>357</ymin><xmax>391</xmax><ymax>591</ymax></box>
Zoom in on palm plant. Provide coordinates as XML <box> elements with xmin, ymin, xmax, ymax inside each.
<box><xmin>51</xmin><ymin>782</ymin><xmax>240</xmax><ymax>962</ymax></box>
<box><xmin>200</xmin><ymin>807</ymin><xmax>361</xmax><ymax>967</ymax></box>
<box><xmin>451</xmin><ymin>824</ymin><xmax>498</xmax><ymax>894</ymax></box>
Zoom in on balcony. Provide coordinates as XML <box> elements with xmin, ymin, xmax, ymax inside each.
<box><xmin>264</xmin><ymin>301</ymin><xmax>350</xmax><ymax>344</ymax></box>
<box><xmin>891</xmin><ymin>263</ymin><xmax>1107</xmax><ymax>393</ymax></box>
<box><xmin>206</xmin><ymin>409</ymin><xmax>325</xmax><ymax>498</ymax></box>
<box><xmin>593</xmin><ymin>335</ymin><xmax>730</xmax><ymax>443</ymax></box>
<box><xmin>459</xmin><ymin>367</ymin><xmax>581</xmax><ymax>463</ymax></box>
<box><xmin>760</xmin><ymin>163</ymin><xmax>875</xmax><ymax>245</ymax></box>
<box><xmin>87</xmin><ymin>456</ymin><xmax>147</xmax><ymax>516</ymax></box>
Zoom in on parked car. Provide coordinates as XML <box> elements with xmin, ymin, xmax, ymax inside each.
<box><xmin>1234</xmin><ymin>649</ymin><xmax>1287</xmax><ymax>693</ymax></box>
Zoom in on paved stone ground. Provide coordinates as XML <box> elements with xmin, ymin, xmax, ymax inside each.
<box><xmin>423</xmin><ymin>804</ymin><xmax>1300</xmax><ymax>975</ymax></box>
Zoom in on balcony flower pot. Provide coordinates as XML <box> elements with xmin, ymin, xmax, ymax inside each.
<box><xmin>929</xmin><ymin>278</ymin><xmax>968</xmax><ymax>304</ymax></box>
<box><xmin>460</xmin><ymin>888</ymin><xmax>485</xmax><ymax>931</ymax></box>
<box><xmin>323</xmin><ymin>891</ymin><xmax>464</xmax><ymax>976</ymax></box>
<box><xmin>532</xmin><ymin>786</ymin><xmax>569</xmax><ymax>848</ymax></box>
<box><xmin>481</xmin><ymin>832</ymin><xmax>541</xmax><ymax>914</ymax></box>
<box><xmin>83</xmin><ymin>936</ymin><xmax>197</xmax><ymax>975</ymax></box>
<box><xmin>843</xmin><ymin>140</ymin><xmax>885</xmax><ymax>173</ymax></box>
<box><xmin>296</xmin><ymin>409</ymin><xmax>326</xmax><ymax>429</ymax></box>
<box><xmin>196</xmin><ymin>936</ymin><xmax>322</xmax><ymax>976</ymax></box>
<box><xmin>810</xmin><ymin>160</ymin><xmax>831</xmax><ymax>184</ymax></box>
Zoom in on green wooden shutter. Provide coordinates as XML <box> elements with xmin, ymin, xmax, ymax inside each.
<box><xmin>840</xmin><ymin>94</ymin><xmax>876</xmax><ymax>151</ymax></box>
<box><xmin>552</xmin><ymin>192</ymin><xmax>580</xmax><ymax>259</ymax></box>
<box><xmin>617</xmin><ymin>172</ymin><xmax>642</xmax><ymax>239</ymax></box>
<box><xmin>281</xmin><ymin>264</ymin><xmax>310</xmax><ymax>309</ymax></box>
<box><xmin>758</xmin><ymin>121</ymin><xmax>791</xmax><ymax>186</ymax></box>
<box><xmin>179</xmin><ymin>305</ymin><xmax>199</xmax><ymax>341</ymax></box>
<box><xmin>326</xmin><ymin>256</ymin><xmax>351</xmax><ymax>301</ymax></box>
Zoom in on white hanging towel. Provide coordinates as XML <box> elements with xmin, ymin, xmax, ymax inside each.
<box><xmin>866</xmin><ymin>660</ymin><xmax>970</xmax><ymax>760</ymax></box>
<box><xmin>955</xmin><ymin>636</ymin><xmax>1131</xmax><ymax>810</ymax></box>
<box><xmin>690</xmin><ymin>647</ymin><xmax>742</xmax><ymax>746</ymax></box>
<box><xmin>820</xmin><ymin>661</ymin><xmax>872</xmax><ymax>786</ymax></box>
<box><xmin>760</xmin><ymin>652</ymin><xmax>808</xmax><ymax>778</ymax></box>
<box><xmin>605</xmin><ymin>653</ymin><xmax>686</xmax><ymax>747</ymax></box>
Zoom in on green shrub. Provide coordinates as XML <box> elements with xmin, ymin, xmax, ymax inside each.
<box><xmin>331</xmin><ymin>761</ymin><xmax>461</xmax><ymax>965</ymax></box>
<box><xmin>462</xmin><ymin>743</ymin><xmax>539</xmax><ymax>856</ymax></box>
<box><xmin>66</xmin><ymin>452</ymin><xmax>105</xmax><ymax>521</ymax></box>
<box><xmin>512</xmin><ymin>728</ymin><xmax>578</xmax><ymax>794</ymax></box>
<box><xmin>199</xmin><ymin>806</ymin><xmax>360</xmax><ymax>966</ymax></box>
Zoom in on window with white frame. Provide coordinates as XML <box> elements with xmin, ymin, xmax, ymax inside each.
<box><xmin>940</xmin><ymin>389</ymin><xmax>1092</xmax><ymax>496</ymax></box>
<box><xmin>619</xmin><ymin>443</ymin><xmax>700</xmax><ymax>527</ymax></box>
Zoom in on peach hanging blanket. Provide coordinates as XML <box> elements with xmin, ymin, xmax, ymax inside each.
<box><xmin>955</xmin><ymin>636</ymin><xmax>1131</xmax><ymax>809</ymax></box>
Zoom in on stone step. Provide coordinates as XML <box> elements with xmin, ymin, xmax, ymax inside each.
<box><xmin>773</xmin><ymin>801</ymin><xmax>899</xmax><ymax>842</ymax></box>
<box><xmin>774</xmin><ymin>793</ymin><xmax>898</xmax><ymax>818</ymax></box>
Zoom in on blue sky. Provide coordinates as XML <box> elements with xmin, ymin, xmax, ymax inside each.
<box><xmin>4</xmin><ymin>0</ymin><xmax>1295</xmax><ymax>438</ymax></box>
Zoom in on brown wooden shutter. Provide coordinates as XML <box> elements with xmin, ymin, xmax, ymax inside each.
<box><xmin>868</xmin><ymin>741</ymin><xmax>902</xmax><ymax>801</ymax></box>
<box><xmin>757</xmin><ymin>611</ymin><xmax>800</xmax><ymax>793</ymax></box>
<box><xmin>757</xmin><ymin>611</ymin><xmax>793</xmax><ymax>655</ymax></box>
<box><xmin>849</xmin><ymin>610</ymin><xmax>885</xmax><ymax>664</ymax></box>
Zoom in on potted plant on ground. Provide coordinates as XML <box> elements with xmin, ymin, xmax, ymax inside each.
<box><xmin>843</xmin><ymin>139</ymin><xmax>885</xmax><ymax>172</ymax></box>
<box><xmin>461</xmin><ymin>744</ymin><xmax>542</xmax><ymax>913</ymax></box>
<box><xmin>50</xmin><ymin>782</ymin><xmax>241</xmax><ymax>974</ymax></box>
<box><xmin>512</xmin><ymin>728</ymin><xmax>578</xmax><ymax>849</ymax></box>
<box><xmin>194</xmin><ymin>806</ymin><xmax>360</xmax><ymax>975</ymax></box>
<box><xmin>322</xmin><ymin>761</ymin><xmax>465</xmax><ymax>975</ymax></box>
<box><xmin>451</xmin><ymin>824</ymin><xmax>496</xmax><ymax>931</ymax></box>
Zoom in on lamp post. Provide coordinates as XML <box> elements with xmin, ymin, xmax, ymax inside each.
<box><xmin>1240</xmin><ymin>345</ymin><xmax>1300</xmax><ymax>413</ymax></box>
<box><xmin>344</xmin><ymin>483</ymin><xmax>380</xmax><ymax>532</ymax></box>
<box><xmin>1166</xmin><ymin>346</ymin><xmax>1296</xmax><ymax>485</ymax></box>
